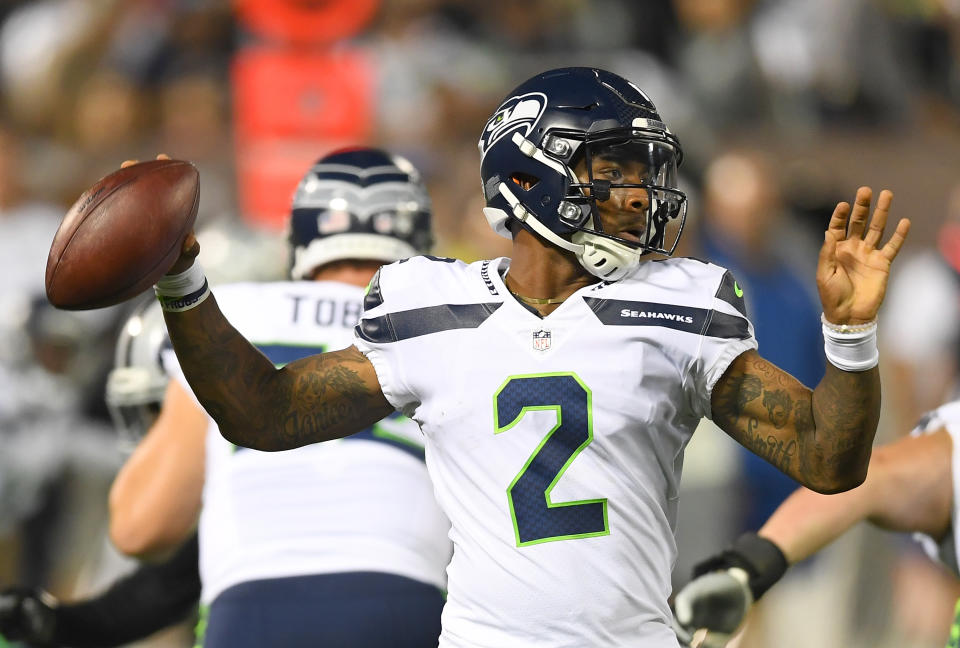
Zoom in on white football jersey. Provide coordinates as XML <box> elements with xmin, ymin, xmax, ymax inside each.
<box><xmin>164</xmin><ymin>280</ymin><xmax>452</xmax><ymax>605</ymax></box>
<box><xmin>354</xmin><ymin>256</ymin><xmax>756</xmax><ymax>647</ymax></box>
<box><xmin>912</xmin><ymin>399</ymin><xmax>960</xmax><ymax>577</ymax></box>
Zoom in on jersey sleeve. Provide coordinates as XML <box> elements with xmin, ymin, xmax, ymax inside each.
<box><xmin>910</xmin><ymin>404</ymin><xmax>960</xmax><ymax>577</ymax></box>
<box><xmin>690</xmin><ymin>269</ymin><xmax>758</xmax><ymax>419</ymax></box>
<box><xmin>352</xmin><ymin>264</ymin><xmax>421</xmax><ymax>417</ymax></box>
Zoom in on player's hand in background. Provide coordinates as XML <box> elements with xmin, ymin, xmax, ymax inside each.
<box><xmin>672</xmin><ymin>533</ymin><xmax>789</xmax><ymax>648</ymax></box>
<box><xmin>672</xmin><ymin>568</ymin><xmax>751</xmax><ymax>648</ymax></box>
<box><xmin>0</xmin><ymin>586</ymin><xmax>58</xmax><ymax>647</ymax></box>
<box><xmin>817</xmin><ymin>186</ymin><xmax>910</xmax><ymax>325</ymax></box>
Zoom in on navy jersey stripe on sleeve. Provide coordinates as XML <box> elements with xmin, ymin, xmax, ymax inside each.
<box><xmin>584</xmin><ymin>297</ymin><xmax>707</xmax><ymax>334</ymax></box>
<box><xmin>715</xmin><ymin>271</ymin><xmax>748</xmax><ymax>317</ymax></box>
<box><xmin>702</xmin><ymin>310</ymin><xmax>752</xmax><ymax>340</ymax></box>
<box><xmin>356</xmin><ymin>303</ymin><xmax>502</xmax><ymax>343</ymax></box>
<box><xmin>584</xmin><ymin>297</ymin><xmax>750</xmax><ymax>339</ymax></box>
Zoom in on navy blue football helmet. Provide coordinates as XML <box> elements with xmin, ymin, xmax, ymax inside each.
<box><xmin>479</xmin><ymin>67</ymin><xmax>686</xmax><ymax>280</ymax></box>
<box><xmin>289</xmin><ymin>147</ymin><xmax>433</xmax><ymax>279</ymax></box>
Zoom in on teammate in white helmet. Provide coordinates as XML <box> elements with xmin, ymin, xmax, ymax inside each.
<box><xmin>108</xmin><ymin>147</ymin><xmax>451</xmax><ymax>648</ymax></box>
<box><xmin>144</xmin><ymin>67</ymin><xmax>909</xmax><ymax>647</ymax></box>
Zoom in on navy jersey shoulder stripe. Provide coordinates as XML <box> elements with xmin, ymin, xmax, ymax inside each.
<box><xmin>585</xmin><ymin>297</ymin><xmax>707</xmax><ymax>334</ymax></box>
<box><xmin>702</xmin><ymin>310</ymin><xmax>751</xmax><ymax>340</ymax></box>
<box><xmin>583</xmin><ymin>297</ymin><xmax>750</xmax><ymax>339</ymax></box>
<box><xmin>357</xmin><ymin>302</ymin><xmax>502</xmax><ymax>343</ymax></box>
<box><xmin>715</xmin><ymin>271</ymin><xmax>747</xmax><ymax>317</ymax></box>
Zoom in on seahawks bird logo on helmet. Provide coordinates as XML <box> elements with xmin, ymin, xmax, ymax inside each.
<box><xmin>479</xmin><ymin>67</ymin><xmax>687</xmax><ymax>281</ymax></box>
<box><xmin>105</xmin><ymin>299</ymin><xmax>169</xmax><ymax>451</ymax></box>
<box><xmin>288</xmin><ymin>148</ymin><xmax>434</xmax><ymax>280</ymax></box>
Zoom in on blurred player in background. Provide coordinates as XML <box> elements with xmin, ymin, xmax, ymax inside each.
<box><xmin>673</xmin><ymin>399</ymin><xmax>960</xmax><ymax>647</ymax></box>
<box><xmin>150</xmin><ymin>66</ymin><xmax>910</xmax><ymax>646</ymax></box>
<box><xmin>0</xmin><ymin>300</ymin><xmax>200</xmax><ymax>647</ymax></box>
<box><xmin>107</xmin><ymin>147</ymin><xmax>451</xmax><ymax>648</ymax></box>
<box><xmin>3</xmin><ymin>148</ymin><xmax>452</xmax><ymax>648</ymax></box>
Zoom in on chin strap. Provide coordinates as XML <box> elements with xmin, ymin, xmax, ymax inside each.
<box><xmin>498</xmin><ymin>132</ymin><xmax>648</xmax><ymax>281</ymax></box>
<box><xmin>572</xmin><ymin>229</ymin><xmax>642</xmax><ymax>281</ymax></box>
<box><xmin>501</xmin><ymin>180</ymin><xmax>644</xmax><ymax>281</ymax></box>
<box><xmin>498</xmin><ymin>182</ymin><xmax>583</xmax><ymax>254</ymax></box>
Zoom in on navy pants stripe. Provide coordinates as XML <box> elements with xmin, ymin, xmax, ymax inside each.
<box><xmin>203</xmin><ymin>572</ymin><xmax>444</xmax><ymax>648</ymax></box>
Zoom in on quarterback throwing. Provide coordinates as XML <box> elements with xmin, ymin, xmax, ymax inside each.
<box><xmin>151</xmin><ymin>68</ymin><xmax>908</xmax><ymax>647</ymax></box>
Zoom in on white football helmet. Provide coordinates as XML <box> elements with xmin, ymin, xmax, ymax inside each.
<box><xmin>105</xmin><ymin>299</ymin><xmax>169</xmax><ymax>450</ymax></box>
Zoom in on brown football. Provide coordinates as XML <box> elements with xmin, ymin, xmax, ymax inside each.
<box><xmin>46</xmin><ymin>159</ymin><xmax>200</xmax><ymax>310</ymax></box>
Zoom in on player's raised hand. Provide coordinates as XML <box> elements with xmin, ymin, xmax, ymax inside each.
<box><xmin>817</xmin><ymin>186</ymin><xmax>910</xmax><ymax>325</ymax></box>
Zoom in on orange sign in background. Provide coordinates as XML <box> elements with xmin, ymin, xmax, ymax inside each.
<box><xmin>233</xmin><ymin>0</ymin><xmax>379</xmax><ymax>45</ymax></box>
<box><xmin>231</xmin><ymin>0</ymin><xmax>379</xmax><ymax>228</ymax></box>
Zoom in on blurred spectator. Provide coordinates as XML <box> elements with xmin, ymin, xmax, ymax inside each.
<box><xmin>670</xmin><ymin>0</ymin><xmax>770</xmax><ymax>131</ymax></box>
<box><xmin>698</xmin><ymin>148</ymin><xmax>825</xmax><ymax>530</ymax></box>
<box><xmin>0</xmin><ymin>124</ymin><xmax>63</xmax><ymax>367</ymax></box>
<box><xmin>68</xmin><ymin>70</ymin><xmax>150</xmax><ymax>172</ymax></box>
<box><xmin>882</xmin><ymin>182</ymin><xmax>960</xmax><ymax>435</ymax></box>
<box><xmin>670</xmin><ymin>0</ymin><xmax>915</xmax><ymax>135</ymax></box>
<box><xmin>366</xmin><ymin>1</ymin><xmax>508</xmax><ymax>253</ymax></box>
<box><xmin>0</xmin><ymin>0</ymin><xmax>117</xmax><ymax>135</ymax></box>
<box><xmin>881</xmin><ymin>0</ymin><xmax>960</xmax><ymax>110</ymax></box>
<box><xmin>673</xmin><ymin>147</ymin><xmax>824</xmax><ymax>612</ymax></box>
<box><xmin>156</xmin><ymin>70</ymin><xmax>236</xmax><ymax>226</ymax></box>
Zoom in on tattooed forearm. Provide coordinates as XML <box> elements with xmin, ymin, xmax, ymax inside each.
<box><xmin>163</xmin><ymin>296</ymin><xmax>392</xmax><ymax>451</ymax></box>
<box><xmin>712</xmin><ymin>350</ymin><xmax>880</xmax><ymax>493</ymax></box>
<box><xmin>268</xmin><ymin>354</ymin><xmax>389</xmax><ymax>449</ymax></box>
<box><xmin>738</xmin><ymin>417</ymin><xmax>798</xmax><ymax>473</ymax></box>
<box><xmin>808</xmin><ymin>362</ymin><xmax>881</xmax><ymax>486</ymax></box>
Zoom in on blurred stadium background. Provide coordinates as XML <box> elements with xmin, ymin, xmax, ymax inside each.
<box><xmin>2</xmin><ymin>1</ymin><xmax>960</xmax><ymax>646</ymax></box>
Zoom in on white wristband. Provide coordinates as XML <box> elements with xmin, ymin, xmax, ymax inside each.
<box><xmin>155</xmin><ymin>263</ymin><xmax>210</xmax><ymax>312</ymax></box>
<box><xmin>821</xmin><ymin>313</ymin><xmax>879</xmax><ymax>372</ymax></box>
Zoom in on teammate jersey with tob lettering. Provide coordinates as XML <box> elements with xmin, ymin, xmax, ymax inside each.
<box><xmin>164</xmin><ymin>280</ymin><xmax>452</xmax><ymax>605</ymax></box>
<box><xmin>353</xmin><ymin>256</ymin><xmax>757</xmax><ymax>647</ymax></box>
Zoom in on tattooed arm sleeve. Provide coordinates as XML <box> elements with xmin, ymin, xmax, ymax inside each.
<box><xmin>163</xmin><ymin>296</ymin><xmax>393</xmax><ymax>451</ymax></box>
<box><xmin>711</xmin><ymin>349</ymin><xmax>880</xmax><ymax>493</ymax></box>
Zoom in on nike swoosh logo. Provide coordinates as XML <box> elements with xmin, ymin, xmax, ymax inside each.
<box><xmin>734</xmin><ymin>282</ymin><xmax>743</xmax><ymax>298</ymax></box>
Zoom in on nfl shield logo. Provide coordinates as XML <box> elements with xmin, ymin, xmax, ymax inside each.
<box><xmin>532</xmin><ymin>329</ymin><xmax>551</xmax><ymax>351</ymax></box>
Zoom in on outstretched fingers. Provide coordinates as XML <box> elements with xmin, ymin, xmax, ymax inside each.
<box><xmin>863</xmin><ymin>189</ymin><xmax>893</xmax><ymax>248</ymax></box>
<box><xmin>816</xmin><ymin>227</ymin><xmax>839</xmax><ymax>283</ymax></box>
<box><xmin>827</xmin><ymin>201</ymin><xmax>851</xmax><ymax>239</ymax></box>
<box><xmin>846</xmin><ymin>186</ymin><xmax>873</xmax><ymax>239</ymax></box>
<box><xmin>879</xmin><ymin>218</ymin><xmax>911</xmax><ymax>262</ymax></box>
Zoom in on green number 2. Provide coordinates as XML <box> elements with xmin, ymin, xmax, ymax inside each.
<box><xmin>493</xmin><ymin>372</ymin><xmax>609</xmax><ymax>546</ymax></box>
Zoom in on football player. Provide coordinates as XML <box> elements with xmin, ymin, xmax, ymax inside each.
<box><xmin>673</xmin><ymin>400</ymin><xmax>960</xmax><ymax>647</ymax></box>
<box><xmin>0</xmin><ymin>300</ymin><xmax>200</xmax><ymax>647</ymax></box>
<box><xmin>108</xmin><ymin>148</ymin><xmax>451</xmax><ymax>647</ymax></box>
<box><xmin>149</xmin><ymin>67</ymin><xmax>910</xmax><ymax>646</ymax></box>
